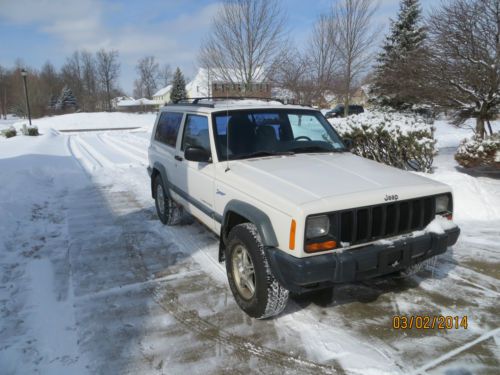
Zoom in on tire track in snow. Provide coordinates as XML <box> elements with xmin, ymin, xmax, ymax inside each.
<box><xmin>79</xmin><ymin>134</ymin><xmax>134</xmax><ymax>166</ymax></box>
<box><xmin>98</xmin><ymin>133</ymin><xmax>148</xmax><ymax>165</ymax></box>
<box><xmin>68</xmin><ymin>135</ymin><xmax>103</xmax><ymax>170</ymax></box>
<box><xmin>88</xmin><ymin>173</ymin><xmax>339</xmax><ymax>374</ymax></box>
<box><xmin>153</xmin><ymin>288</ymin><xmax>338</xmax><ymax>375</ymax></box>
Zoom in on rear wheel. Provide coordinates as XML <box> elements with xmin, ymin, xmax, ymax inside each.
<box><xmin>154</xmin><ymin>175</ymin><xmax>182</xmax><ymax>225</ymax></box>
<box><xmin>225</xmin><ymin>223</ymin><xmax>289</xmax><ymax>319</ymax></box>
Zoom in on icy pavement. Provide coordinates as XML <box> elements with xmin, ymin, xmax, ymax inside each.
<box><xmin>0</xmin><ymin>120</ymin><xmax>499</xmax><ymax>374</ymax></box>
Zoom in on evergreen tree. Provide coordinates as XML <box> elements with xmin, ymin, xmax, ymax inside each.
<box><xmin>170</xmin><ymin>67</ymin><xmax>187</xmax><ymax>103</ymax></box>
<box><xmin>56</xmin><ymin>86</ymin><xmax>78</xmax><ymax>111</ymax></box>
<box><xmin>373</xmin><ymin>0</ymin><xmax>427</xmax><ymax>109</ymax></box>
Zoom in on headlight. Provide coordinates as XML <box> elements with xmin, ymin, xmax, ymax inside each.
<box><xmin>306</xmin><ymin>215</ymin><xmax>330</xmax><ymax>239</ymax></box>
<box><xmin>435</xmin><ymin>194</ymin><xmax>450</xmax><ymax>214</ymax></box>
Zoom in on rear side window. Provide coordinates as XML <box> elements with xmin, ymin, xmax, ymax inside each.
<box><xmin>181</xmin><ymin>115</ymin><xmax>210</xmax><ymax>152</ymax></box>
<box><xmin>154</xmin><ymin>112</ymin><xmax>183</xmax><ymax>147</ymax></box>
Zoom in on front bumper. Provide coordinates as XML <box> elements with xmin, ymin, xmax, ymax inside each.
<box><xmin>267</xmin><ymin>226</ymin><xmax>460</xmax><ymax>294</ymax></box>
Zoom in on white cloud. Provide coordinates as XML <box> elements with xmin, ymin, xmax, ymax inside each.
<box><xmin>0</xmin><ymin>0</ymin><xmax>222</xmax><ymax>92</ymax></box>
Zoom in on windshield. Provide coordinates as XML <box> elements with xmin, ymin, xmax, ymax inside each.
<box><xmin>212</xmin><ymin>109</ymin><xmax>346</xmax><ymax>161</ymax></box>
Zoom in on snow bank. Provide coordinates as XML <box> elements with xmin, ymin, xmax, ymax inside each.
<box><xmin>9</xmin><ymin>112</ymin><xmax>157</xmax><ymax>132</ymax></box>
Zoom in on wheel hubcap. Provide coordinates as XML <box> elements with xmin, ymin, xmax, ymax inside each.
<box><xmin>232</xmin><ymin>244</ymin><xmax>256</xmax><ymax>300</ymax></box>
<box><xmin>157</xmin><ymin>184</ymin><xmax>165</xmax><ymax>216</ymax></box>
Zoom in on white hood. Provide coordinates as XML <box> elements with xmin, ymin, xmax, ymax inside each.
<box><xmin>222</xmin><ymin>153</ymin><xmax>449</xmax><ymax>213</ymax></box>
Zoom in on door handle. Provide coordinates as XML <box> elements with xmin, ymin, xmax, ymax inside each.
<box><xmin>174</xmin><ymin>155</ymin><xmax>183</xmax><ymax>161</ymax></box>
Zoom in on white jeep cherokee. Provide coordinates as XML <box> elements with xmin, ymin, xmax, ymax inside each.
<box><xmin>147</xmin><ymin>98</ymin><xmax>460</xmax><ymax>319</ymax></box>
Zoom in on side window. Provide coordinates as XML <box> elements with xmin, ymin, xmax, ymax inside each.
<box><xmin>154</xmin><ymin>112</ymin><xmax>183</xmax><ymax>147</ymax></box>
<box><xmin>181</xmin><ymin>115</ymin><xmax>210</xmax><ymax>152</ymax></box>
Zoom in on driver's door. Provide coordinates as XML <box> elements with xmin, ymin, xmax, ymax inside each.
<box><xmin>177</xmin><ymin>114</ymin><xmax>216</xmax><ymax>230</ymax></box>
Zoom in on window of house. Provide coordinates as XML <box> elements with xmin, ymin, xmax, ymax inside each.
<box><xmin>154</xmin><ymin>112</ymin><xmax>183</xmax><ymax>147</ymax></box>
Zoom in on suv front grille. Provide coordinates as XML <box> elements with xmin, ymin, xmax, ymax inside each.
<box><xmin>337</xmin><ymin>196</ymin><xmax>435</xmax><ymax>246</ymax></box>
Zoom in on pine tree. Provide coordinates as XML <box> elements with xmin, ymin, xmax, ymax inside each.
<box><xmin>373</xmin><ymin>0</ymin><xmax>427</xmax><ymax>109</ymax></box>
<box><xmin>170</xmin><ymin>67</ymin><xmax>187</xmax><ymax>103</ymax></box>
<box><xmin>56</xmin><ymin>86</ymin><xmax>78</xmax><ymax>111</ymax></box>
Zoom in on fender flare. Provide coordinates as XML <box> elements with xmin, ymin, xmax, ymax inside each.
<box><xmin>151</xmin><ymin>162</ymin><xmax>169</xmax><ymax>198</ymax></box>
<box><xmin>219</xmin><ymin>200</ymin><xmax>279</xmax><ymax>262</ymax></box>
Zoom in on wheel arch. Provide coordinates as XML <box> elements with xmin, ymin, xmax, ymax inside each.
<box><xmin>151</xmin><ymin>162</ymin><xmax>169</xmax><ymax>199</ymax></box>
<box><xmin>219</xmin><ymin>200</ymin><xmax>279</xmax><ymax>262</ymax></box>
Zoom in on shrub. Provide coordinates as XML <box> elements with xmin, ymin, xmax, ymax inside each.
<box><xmin>330</xmin><ymin>111</ymin><xmax>436</xmax><ymax>173</ymax></box>
<box><xmin>2</xmin><ymin>127</ymin><xmax>17</xmax><ymax>138</ymax></box>
<box><xmin>21</xmin><ymin>124</ymin><xmax>39</xmax><ymax>136</ymax></box>
<box><xmin>455</xmin><ymin>134</ymin><xmax>500</xmax><ymax>169</ymax></box>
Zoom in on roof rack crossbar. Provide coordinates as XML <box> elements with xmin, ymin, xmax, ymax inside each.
<box><xmin>171</xmin><ymin>96</ymin><xmax>285</xmax><ymax>105</ymax></box>
<box><xmin>165</xmin><ymin>102</ymin><xmax>214</xmax><ymax>108</ymax></box>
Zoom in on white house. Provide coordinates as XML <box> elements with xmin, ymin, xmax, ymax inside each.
<box><xmin>152</xmin><ymin>85</ymin><xmax>172</xmax><ymax>105</ymax></box>
<box><xmin>116</xmin><ymin>97</ymin><xmax>157</xmax><ymax>112</ymax></box>
<box><xmin>152</xmin><ymin>67</ymin><xmax>269</xmax><ymax>104</ymax></box>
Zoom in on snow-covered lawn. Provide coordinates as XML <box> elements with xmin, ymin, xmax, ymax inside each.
<box><xmin>0</xmin><ymin>112</ymin><xmax>498</xmax><ymax>374</ymax></box>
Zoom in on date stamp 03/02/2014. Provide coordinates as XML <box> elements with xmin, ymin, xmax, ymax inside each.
<box><xmin>392</xmin><ymin>315</ymin><xmax>468</xmax><ymax>330</ymax></box>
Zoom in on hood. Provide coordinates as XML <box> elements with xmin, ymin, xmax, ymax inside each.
<box><xmin>225</xmin><ymin>153</ymin><xmax>448</xmax><ymax>207</ymax></box>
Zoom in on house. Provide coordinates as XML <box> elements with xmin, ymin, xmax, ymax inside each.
<box><xmin>152</xmin><ymin>85</ymin><xmax>172</xmax><ymax>106</ymax></box>
<box><xmin>116</xmin><ymin>98</ymin><xmax>157</xmax><ymax>112</ymax></box>
<box><xmin>111</xmin><ymin>96</ymin><xmax>134</xmax><ymax>110</ymax></box>
<box><xmin>152</xmin><ymin>67</ymin><xmax>273</xmax><ymax>104</ymax></box>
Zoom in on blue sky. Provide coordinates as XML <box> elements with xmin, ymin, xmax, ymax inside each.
<box><xmin>0</xmin><ymin>0</ymin><xmax>435</xmax><ymax>95</ymax></box>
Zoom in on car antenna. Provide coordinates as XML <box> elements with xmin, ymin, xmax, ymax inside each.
<box><xmin>225</xmin><ymin>90</ymin><xmax>230</xmax><ymax>172</ymax></box>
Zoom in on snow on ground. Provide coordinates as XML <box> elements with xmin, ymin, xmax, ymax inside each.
<box><xmin>0</xmin><ymin>112</ymin><xmax>499</xmax><ymax>374</ymax></box>
<box><xmin>433</xmin><ymin>117</ymin><xmax>500</xmax><ymax>149</ymax></box>
<box><xmin>7</xmin><ymin>112</ymin><xmax>157</xmax><ymax>132</ymax></box>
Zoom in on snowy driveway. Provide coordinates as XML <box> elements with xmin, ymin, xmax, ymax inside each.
<box><xmin>0</xmin><ymin>124</ymin><xmax>499</xmax><ymax>374</ymax></box>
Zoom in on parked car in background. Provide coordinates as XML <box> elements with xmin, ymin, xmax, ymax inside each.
<box><xmin>325</xmin><ymin>104</ymin><xmax>364</xmax><ymax>118</ymax></box>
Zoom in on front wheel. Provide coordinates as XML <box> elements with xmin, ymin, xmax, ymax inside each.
<box><xmin>225</xmin><ymin>223</ymin><xmax>289</xmax><ymax>319</ymax></box>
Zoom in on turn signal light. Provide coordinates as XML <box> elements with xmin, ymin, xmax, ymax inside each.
<box><xmin>442</xmin><ymin>213</ymin><xmax>453</xmax><ymax>221</ymax></box>
<box><xmin>289</xmin><ymin>219</ymin><xmax>296</xmax><ymax>250</ymax></box>
<box><xmin>306</xmin><ymin>240</ymin><xmax>337</xmax><ymax>252</ymax></box>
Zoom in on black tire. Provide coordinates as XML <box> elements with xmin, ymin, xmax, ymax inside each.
<box><xmin>154</xmin><ymin>175</ymin><xmax>182</xmax><ymax>225</ymax></box>
<box><xmin>225</xmin><ymin>223</ymin><xmax>289</xmax><ymax>319</ymax></box>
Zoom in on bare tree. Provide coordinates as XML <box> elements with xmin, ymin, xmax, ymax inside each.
<box><xmin>271</xmin><ymin>49</ymin><xmax>311</xmax><ymax>104</ymax></box>
<box><xmin>336</xmin><ymin>0</ymin><xmax>378</xmax><ymax>115</ymax></box>
<box><xmin>61</xmin><ymin>51</ymin><xmax>85</xmax><ymax>109</ymax></box>
<box><xmin>81</xmin><ymin>51</ymin><xmax>98</xmax><ymax>111</ymax></box>
<box><xmin>96</xmin><ymin>49</ymin><xmax>120</xmax><ymax>111</ymax></box>
<box><xmin>307</xmin><ymin>11</ymin><xmax>340</xmax><ymax>105</ymax></box>
<box><xmin>426</xmin><ymin>0</ymin><xmax>500</xmax><ymax>137</ymax></box>
<box><xmin>0</xmin><ymin>65</ymin><xmax>10</xmax><ymax>119</ymax></box>
<box><xmin>135</xmin><ymin>56</ymin><xmax>160</xmax><ymax>99</ymax></box>
<box><xmin>133</xmin><ymin>79</ymin><xmax>144</xmax><ymax>99</ymax></box>
<box><xmin>158</xmin><ymin>64</ymin><xmax>172</xmax><ymax>88</ymax></box>
<box><xmin>199</xmin><ymin>0</ymin><xmax>288</xmax><ymax>91</ymax></box>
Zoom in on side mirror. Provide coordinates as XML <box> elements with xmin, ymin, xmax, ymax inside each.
<box><xmin>184</xmin><ymin>146</ymin><xmax>211</xmax><ymax>163</ymax></box>
<box><xmin>343</xmin><ymin>138</ymin><xmax>353</xmax><ymax>150</ymax></box>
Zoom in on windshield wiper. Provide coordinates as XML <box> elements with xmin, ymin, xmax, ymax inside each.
<box><xmin>231</xmin><ymin>150</ymin><xmax>295</xmax><ymax>160</ymax></box>
<box><xmin>289</xmin><ymin>145</ymin><xmax>340</xmax><ymax>153</ymax></box>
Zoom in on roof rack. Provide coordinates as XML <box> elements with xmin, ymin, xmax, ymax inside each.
<box><xmin>169</xmin><ymin>96</ymin><xmax>285</xmax><ymax>106</ymax></box>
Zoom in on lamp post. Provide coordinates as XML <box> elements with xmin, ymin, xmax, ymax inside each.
<box><xmin>21</xmin><ymin>69</ymin><xmax>32</xmax><ymax>126</ymax></box>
